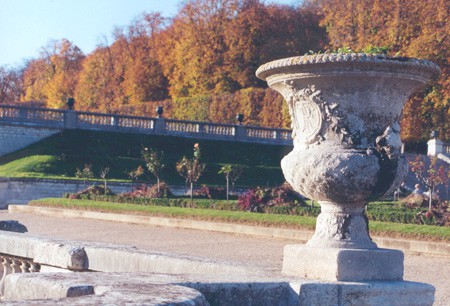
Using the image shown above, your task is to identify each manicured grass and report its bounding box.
[29,198,317,229]
[0,130,290,187]
[0,155,71,179]
[29,198,450,242]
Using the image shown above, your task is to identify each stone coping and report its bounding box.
[256,53,440,81]
[0,231,256,276]
[8,205,450,256]
[2,271,435,305]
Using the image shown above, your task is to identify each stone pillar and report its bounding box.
[154,118,166,134]
[64,110,78,129]
[427,138,444,156]
[235,125,246,141]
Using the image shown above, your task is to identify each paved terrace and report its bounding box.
[0,208,449,305]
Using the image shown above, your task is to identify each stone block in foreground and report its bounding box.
[2,272,435,306]
[282,244,404,281]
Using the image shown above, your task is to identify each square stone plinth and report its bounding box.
[282,244,404,281]
[290,280,435,306]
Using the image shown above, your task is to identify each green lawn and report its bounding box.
[0,130,290,187]
[29,198,450,242]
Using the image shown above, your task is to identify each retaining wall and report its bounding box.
[0,178,188,209]
[0,124,60,156]
[0,178,131,209]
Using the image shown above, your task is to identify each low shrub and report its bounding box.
[194,185,227,199]
[367,199,450,227]
[237,183,308,213]
[65,185,114,200]
[119,182,173,199]
[238,189,266,212]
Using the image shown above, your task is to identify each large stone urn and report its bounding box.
[256,53,440,285]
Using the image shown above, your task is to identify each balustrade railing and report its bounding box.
[165,119,200,133]
[0,105,293,146]
[77,112,116,127]
[119,116,154,130]
[204,123,235,136]
[0,254,40,294]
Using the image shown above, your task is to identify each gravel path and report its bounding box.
[1,210,449,305]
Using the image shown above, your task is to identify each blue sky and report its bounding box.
[0,0,301,67]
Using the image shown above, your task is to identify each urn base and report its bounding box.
[291,279,435,306]
[282,244,404,282]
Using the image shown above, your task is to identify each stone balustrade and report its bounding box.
[0,105,292,146]
[0,254,40,294]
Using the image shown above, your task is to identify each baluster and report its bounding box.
[0,256,12,292]
[20,259,30,273]
[29,262,40,273]
[2,256,12,277]
[11,259,21,273]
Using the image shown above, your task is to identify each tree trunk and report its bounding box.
[157,177,160,194]
[428,189,433,212]
[226,177,229,201]
[190,182,194,207]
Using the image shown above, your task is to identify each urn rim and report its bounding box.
[256,53,440,82]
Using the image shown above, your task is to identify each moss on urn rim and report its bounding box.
[256,53,440,81]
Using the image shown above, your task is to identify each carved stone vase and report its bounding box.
[256,53,440,282]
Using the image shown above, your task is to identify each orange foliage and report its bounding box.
[14,0,448,142]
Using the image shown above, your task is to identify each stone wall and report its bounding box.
[0,177,189,209]
[0,178,131,209]
[0,124,60,156]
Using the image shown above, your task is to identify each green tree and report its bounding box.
[218,164,245,200]
[99,167,110,195]
[75,164,94,189]
[127,165,144,191]
[176,143,206,203]
[142,148,165,193]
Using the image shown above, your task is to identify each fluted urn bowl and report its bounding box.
[257,53,440,249]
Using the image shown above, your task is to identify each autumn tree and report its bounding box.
[23,39,84,108]
[159,0,241,98]
[75,46,118,112]
[409,156,449,212]
[0,65,23,104]
[171,95,211,121]
[113,13,169,105]
[208,91,238,124]
[317,0,449,143]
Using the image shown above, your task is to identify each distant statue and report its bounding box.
[412,184,423,195]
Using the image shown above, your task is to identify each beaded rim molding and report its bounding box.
[256,53,441,81]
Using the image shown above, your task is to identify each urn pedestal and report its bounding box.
[257,53,440,305]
